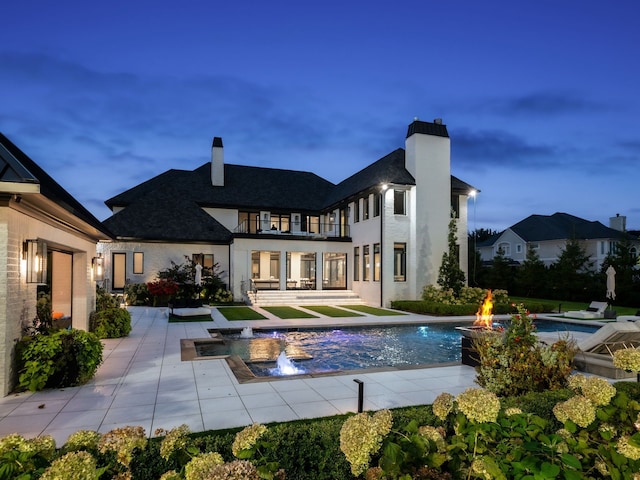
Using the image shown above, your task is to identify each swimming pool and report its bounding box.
[200,320,599,378]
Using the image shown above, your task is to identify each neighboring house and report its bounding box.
[477,212,639,270]
[0,133,112,395]
[99,119,477,307]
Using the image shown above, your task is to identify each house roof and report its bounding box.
[104,138,477,241]
[106,163,335,213]
[507,212,630,242]
[0,132,112,238]
[103,185,233,243]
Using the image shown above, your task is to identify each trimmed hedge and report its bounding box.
[390,300,556,316]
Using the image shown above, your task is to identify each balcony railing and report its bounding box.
[233,220,349,238]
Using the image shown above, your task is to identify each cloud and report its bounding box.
[451,128,557,169]
[484,90,607,117]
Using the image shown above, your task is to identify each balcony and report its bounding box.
[233,221,350,240]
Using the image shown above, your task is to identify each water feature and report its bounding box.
[219,319,598,378]
[272,351,305,375]
[240,327,254,338]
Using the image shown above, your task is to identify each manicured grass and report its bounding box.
[261,306,318,319]
[510,296,639,317]
[337,305,407,316]
[303,305,364,317]
[216,306,267,321]
[168,314,212,322]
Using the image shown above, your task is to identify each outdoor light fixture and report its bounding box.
[23,239,47,284]
[92,254,104,281]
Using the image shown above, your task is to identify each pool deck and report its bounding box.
[0,306,596,445]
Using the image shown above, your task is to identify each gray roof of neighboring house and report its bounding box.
[0,132,112,238]
[487,212,631,244]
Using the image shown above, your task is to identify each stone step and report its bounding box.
[245,290,366,306]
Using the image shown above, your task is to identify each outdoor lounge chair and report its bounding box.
[577,322,640,355]
[564,301,608,319]
[572,322,640,379]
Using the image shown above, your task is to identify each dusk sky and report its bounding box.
[2,1,638,232]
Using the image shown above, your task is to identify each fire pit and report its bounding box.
[457,291,497,367]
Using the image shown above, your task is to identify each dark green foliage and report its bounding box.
[124,283,150,306]
[611,381,640,401]
[262,417,352,480]
[96,286,119,311]
[601,236,640,306]
[515,246,548,298]
[549,238,599,301]
[129,440,173,480]
[91,308,132,339]
[17,329,103,391]
[437,214,466,296]
[390,300,521,316]
[501,388,574,425]
[486,247,515,292]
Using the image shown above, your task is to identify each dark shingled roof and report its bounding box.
[325,149,415,207]
[102,185,233,243]
[0,132,112,238]
[104,127,477,241]
[106,163,335,213]
[510,212,630,241]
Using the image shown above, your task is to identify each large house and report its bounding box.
[0,133,112,395]
[99,119,477,307]
[478,212,639,270]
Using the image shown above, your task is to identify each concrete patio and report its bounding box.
[0,306,479,445]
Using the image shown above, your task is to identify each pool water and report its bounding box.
[221,320,599,377]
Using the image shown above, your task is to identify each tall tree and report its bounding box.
[601,236,639,305]
[515,246,548,297]
[549,238,597,301]
[487,246,514,292]
[438,214,466,296]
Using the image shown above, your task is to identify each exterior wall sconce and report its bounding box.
[92,254,104,281]
[23,239,47,284]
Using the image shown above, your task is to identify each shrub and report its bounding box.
[473,304,578,397]
[96,286,119,311]
[17,329,103,391]
[124,283,150,306]
[91,308,132,339]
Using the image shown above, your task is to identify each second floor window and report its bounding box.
[363,196,370,220]
[394,190,406,215]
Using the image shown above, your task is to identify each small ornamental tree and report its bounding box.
[437,212,466,297]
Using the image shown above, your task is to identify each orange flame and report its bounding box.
[474,290,494,329]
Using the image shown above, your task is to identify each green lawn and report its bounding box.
[261,306,318,319]
[337,305,407,316]
[216,306,267,321]
[510,296,639,317]
[303,305,364,317]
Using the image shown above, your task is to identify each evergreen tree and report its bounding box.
[487,246,514,292]
[601,236,639,305]
[437,214,466,296]
[515,246,548,297]
[549,238,597,301]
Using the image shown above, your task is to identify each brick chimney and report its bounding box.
[211,137,224,186]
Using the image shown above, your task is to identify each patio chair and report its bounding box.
[564,301,608,319]
[577,322,640,355]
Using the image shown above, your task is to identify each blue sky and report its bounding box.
[1,1,638,231]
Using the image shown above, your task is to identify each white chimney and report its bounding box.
[211,137,224,186]
[610,213,626,232]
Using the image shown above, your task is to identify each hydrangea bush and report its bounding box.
[339,381,640,479]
